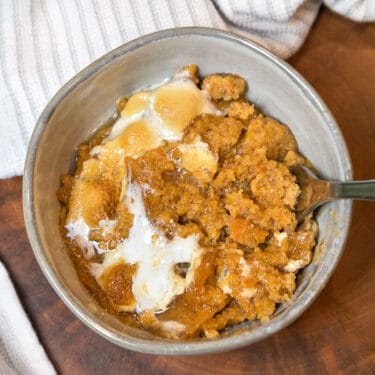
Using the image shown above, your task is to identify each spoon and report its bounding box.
[292,165,375,221]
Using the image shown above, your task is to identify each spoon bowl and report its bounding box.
[293,165,375,221]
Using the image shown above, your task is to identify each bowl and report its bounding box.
[23,27,352,354]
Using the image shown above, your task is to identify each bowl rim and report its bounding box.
[23,26,353,355]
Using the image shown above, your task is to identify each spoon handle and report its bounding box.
[331,180,375,200]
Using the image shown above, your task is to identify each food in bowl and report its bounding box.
[57,65,318,339]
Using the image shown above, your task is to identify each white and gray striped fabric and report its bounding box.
[0,0,374,179]
[0,1,374,374]
[0,263,56,375]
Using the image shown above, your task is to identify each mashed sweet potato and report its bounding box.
[58,65,318,339]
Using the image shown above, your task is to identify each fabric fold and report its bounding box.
[0,263,56,375]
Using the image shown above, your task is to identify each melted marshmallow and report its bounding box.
[92,182,202,312]
[66,70,221,311]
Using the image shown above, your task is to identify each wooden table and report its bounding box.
[1,7,374,374]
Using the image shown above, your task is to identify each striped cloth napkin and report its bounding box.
[0,1,374,374]
[0,264,56,375]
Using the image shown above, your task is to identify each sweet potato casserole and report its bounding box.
[58,65,318,339]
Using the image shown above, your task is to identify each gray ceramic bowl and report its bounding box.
[23,27,352,354]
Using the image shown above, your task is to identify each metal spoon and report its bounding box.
[292,165,375,221]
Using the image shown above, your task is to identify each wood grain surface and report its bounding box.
[0,7,374,375]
